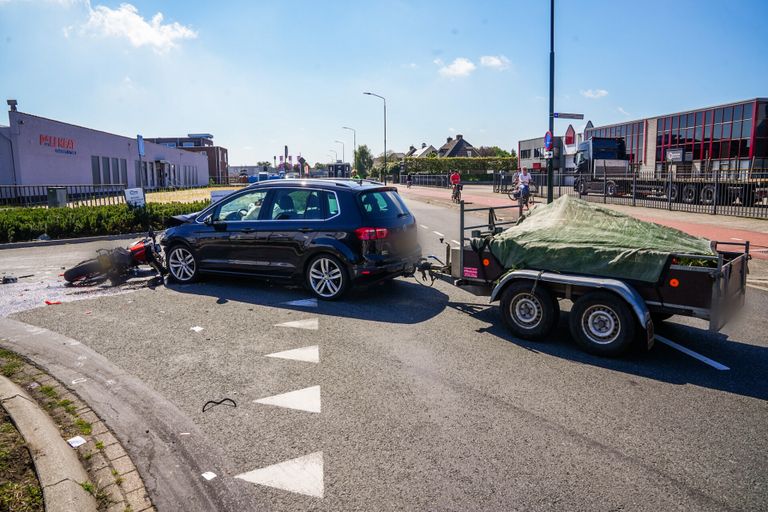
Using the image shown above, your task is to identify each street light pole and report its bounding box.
[342,126,356,167]
[334,140,345,164]
[364,92,386,184]
[547,0,555,204]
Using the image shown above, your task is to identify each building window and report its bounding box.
[102,157,111,184]
[120,159,128,185]
[135,161,142,187]
[91,156,101,185]
[111,158,120,184]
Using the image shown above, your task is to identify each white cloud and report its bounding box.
[580,89,608,99]
[480,55,510,70]
[438,57,476,78]
[617,106,630,116]
[80,3,197,53]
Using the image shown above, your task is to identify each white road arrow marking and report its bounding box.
[235,452,324,498]
[275,318,318,330]
[254,385,321,413]
[282,298,318,308]
[265,345,319,363]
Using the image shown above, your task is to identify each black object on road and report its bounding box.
[202,398,237,413]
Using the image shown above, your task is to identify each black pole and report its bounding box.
[383,99,387,185]
[547,0,555,204]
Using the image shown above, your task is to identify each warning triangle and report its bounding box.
[265,346,319,363]
[254,385,321,413]
[275,318,318,330]
[282,298,318,308]
[235,451,324,498]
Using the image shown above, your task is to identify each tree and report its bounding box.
[476,146,512,158]
[256,160,271,167]
[314,162,326,170]
[354,144,374,177]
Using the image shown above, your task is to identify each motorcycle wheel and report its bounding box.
[63,259,104,284]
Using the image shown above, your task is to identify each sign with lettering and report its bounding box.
[124,188,146,207]
[39,134,76,155]
[666,148,685,162]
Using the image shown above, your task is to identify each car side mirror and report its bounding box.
[202,215,214,225]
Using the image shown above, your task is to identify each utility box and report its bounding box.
[47,187,67,208]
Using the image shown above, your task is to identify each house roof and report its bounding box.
[437,135,479,157]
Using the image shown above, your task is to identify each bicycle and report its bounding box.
[451,183,462,203]
[507,183,536,211]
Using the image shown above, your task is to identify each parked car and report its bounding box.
[160,179,421,299]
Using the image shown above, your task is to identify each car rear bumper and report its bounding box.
[351,250,421,282]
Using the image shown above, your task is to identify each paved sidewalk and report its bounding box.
[399,184,768,260]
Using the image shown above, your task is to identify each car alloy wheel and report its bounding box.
[168,246,197,282]
[308,255,345,299]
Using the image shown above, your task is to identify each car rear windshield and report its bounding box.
[358,190,410,219]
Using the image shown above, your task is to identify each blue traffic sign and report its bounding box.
[544,131,553,151]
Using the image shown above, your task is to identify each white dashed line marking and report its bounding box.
[420,224,429,229]
[274,318,319,330]
[655,335,730,371]
[730,237,743,241]
[451,240,461,246]
[433,231,445,237]
[265,345,320,363]
[235,452,324,498]
[254,385,321,413]
[71,378,88,385]
[190,326,204,333]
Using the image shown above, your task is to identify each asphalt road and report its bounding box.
[2,197,767,511]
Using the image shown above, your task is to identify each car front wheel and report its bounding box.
[167,245,199,283]
[306,254,349,300]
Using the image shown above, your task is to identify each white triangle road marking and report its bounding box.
[254,385,321,413]
[274,318,318,330]
[235,451,324,498]
[265,345,319,364]
[190,326,204,333]
[282,298,318,308]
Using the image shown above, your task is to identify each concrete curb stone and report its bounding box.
[0,375,98,512]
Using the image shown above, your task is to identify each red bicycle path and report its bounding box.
[398,184,768,260]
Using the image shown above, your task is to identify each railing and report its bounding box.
[398,173,495,188]
[0,184,128,208]
[492,168,768,219]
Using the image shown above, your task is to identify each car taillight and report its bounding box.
[355,227,388,240]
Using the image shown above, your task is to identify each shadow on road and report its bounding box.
[166,275,449,324]
[449,301,768,402]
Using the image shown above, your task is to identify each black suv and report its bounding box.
[160,179,421,299]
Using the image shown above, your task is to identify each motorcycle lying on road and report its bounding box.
[63,230,166,286]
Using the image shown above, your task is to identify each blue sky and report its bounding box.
[1,0,766,165]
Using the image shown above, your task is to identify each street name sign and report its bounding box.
[553,113,584,120]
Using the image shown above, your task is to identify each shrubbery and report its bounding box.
[0,201,210,243]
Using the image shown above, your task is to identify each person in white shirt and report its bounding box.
[517,167,533,209]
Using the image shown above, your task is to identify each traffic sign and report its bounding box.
[553,113,584,120]
[544,131,553,151]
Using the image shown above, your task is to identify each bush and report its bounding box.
[404,157,517,174]
[0,201,210,243]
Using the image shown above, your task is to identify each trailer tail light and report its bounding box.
[355,227,388,240]
[669,278,680,288]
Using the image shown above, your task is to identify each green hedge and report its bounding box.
[0,201,210,243]
[404,157,517,174]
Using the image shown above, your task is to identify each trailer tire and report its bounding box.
[499,281,559,341]
[569,291,636,357]
[700,184,716,205]
[606,181,618,197]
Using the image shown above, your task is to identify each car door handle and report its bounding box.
[241,228,255,233]
[269,233,289,239]
[298,228,313,233]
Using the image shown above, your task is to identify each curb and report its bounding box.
[0,232,146,251]
[0,376,98,512]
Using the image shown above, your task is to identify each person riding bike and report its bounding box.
[512,167,532,211]
[406,173,413,188]
[449,171,462,203]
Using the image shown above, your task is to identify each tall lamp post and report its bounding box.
[363,92,386,184]
[547,0,555,204]
[334,140,345,164]
[342,126,356,168]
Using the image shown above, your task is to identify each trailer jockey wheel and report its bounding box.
[499,281,559,341]
[569,291,636,357]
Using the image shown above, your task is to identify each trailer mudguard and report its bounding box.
[490,270,652,328]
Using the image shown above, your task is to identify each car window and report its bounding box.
[214,190,268,222]
[269,189,328,220]
[358,190,409,219]
[326,192,339,217]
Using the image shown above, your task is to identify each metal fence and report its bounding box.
[397,173,495,188]
[0,184,128,208]
[493,168,768,219]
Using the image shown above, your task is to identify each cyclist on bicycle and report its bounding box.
[515,167,532,210]
[449,171,461,202]
[406,173,413,188]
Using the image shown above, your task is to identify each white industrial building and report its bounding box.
[0,102,208,189]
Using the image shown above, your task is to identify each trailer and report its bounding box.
[419,202,750,356]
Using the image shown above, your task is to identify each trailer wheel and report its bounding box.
[569,291,636,356]
[668,184,680,203]
[606,181,618,197]
[681,184,698,204]
[499,281,559,341]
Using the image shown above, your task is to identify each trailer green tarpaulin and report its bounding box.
[488,195,715,283]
